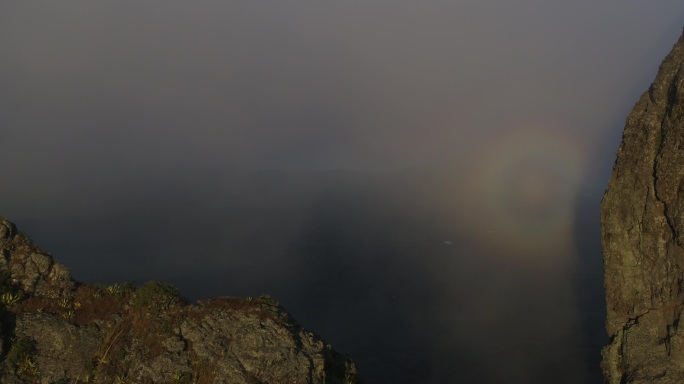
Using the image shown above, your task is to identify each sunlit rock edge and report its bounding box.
[602,28,684,384]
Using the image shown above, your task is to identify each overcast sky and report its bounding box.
[1,1,683,182]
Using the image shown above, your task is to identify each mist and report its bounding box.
[2,1,684,383]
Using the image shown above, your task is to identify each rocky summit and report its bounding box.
[0,218,360,383]
[602,29,684,383]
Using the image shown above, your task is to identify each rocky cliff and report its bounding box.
[0,218,360,383]
[602,30,684,383]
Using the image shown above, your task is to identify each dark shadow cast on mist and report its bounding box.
[4,166,610,384]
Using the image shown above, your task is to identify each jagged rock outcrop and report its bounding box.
[0,218,360,383]
[602,30,684,383]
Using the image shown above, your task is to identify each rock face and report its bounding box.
[602,30,684,383]
[0,217,360,383]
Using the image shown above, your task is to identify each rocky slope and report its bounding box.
[0,218,360,383]
[601,29,684,383]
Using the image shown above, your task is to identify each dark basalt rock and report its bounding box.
[0,217,360,383]
[602,29,684,383]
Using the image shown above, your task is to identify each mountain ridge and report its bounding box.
[601,28,684,383]
[0,217,360,383]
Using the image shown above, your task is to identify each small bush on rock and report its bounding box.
[133,280,185,310]
[6,336,37,373]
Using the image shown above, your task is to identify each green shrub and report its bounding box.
[256,294,279,307]
[0,269,22,306]
[105,282,136,298]
[6,336,37,370]
[133,281,184,309]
